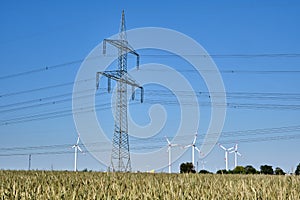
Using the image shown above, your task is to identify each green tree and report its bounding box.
[216,169,228,174]
[295,163,300,175]
[180,162,196,173]
[244,165,257,174]
[232,166,245,174]
[199,169,212,174]
[275,167,285,175]
[260,165,274,175]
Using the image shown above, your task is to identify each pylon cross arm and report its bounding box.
[97,71,142,89]
[104,39,139,57]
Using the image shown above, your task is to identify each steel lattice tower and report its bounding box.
[96,10,143,172]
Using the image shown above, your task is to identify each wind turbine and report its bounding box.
[165,136,180,174]
[219,144,234,171]
[184,134,200,167]
[196,151,206,171]
[200,160,207,170]
[72,136,83,172]
[230,144,242,168]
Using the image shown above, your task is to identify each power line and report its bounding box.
[1,89,299,114]
[140,69,300,74]
[0,57,95,80]
[1,53,300,81]
[0,68,299,100]
[0,78,95,98]
[0,124,299,156]
[1,125,299,152]
[1,80,299,112]
[142,53,300,58]
[1,125,299,153]
[0,81,74,98]
[0,90,108,114]
[1,95,299,126]
[1,99,299,126]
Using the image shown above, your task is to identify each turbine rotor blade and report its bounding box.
[76,137,80,145]
[184,144,192,149]
[219,144,226,151]
[192,134,197,145]
[165,136,171,145]
[77,146,83,152]
[228,147,234,151]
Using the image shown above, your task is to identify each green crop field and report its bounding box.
[0,170,300,199]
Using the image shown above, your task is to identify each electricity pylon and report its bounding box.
[96,10,143,172]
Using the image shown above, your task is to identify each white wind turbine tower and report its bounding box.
[165,136,180,173]
[230,144,242,168]
[184,134,200,167]
[219,144,234,171]
[72,136,83,172]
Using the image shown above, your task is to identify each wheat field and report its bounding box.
[0,170,300,199]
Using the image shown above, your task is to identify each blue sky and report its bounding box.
[0,1,300,172]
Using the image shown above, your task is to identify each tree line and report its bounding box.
[180,162,300,175]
